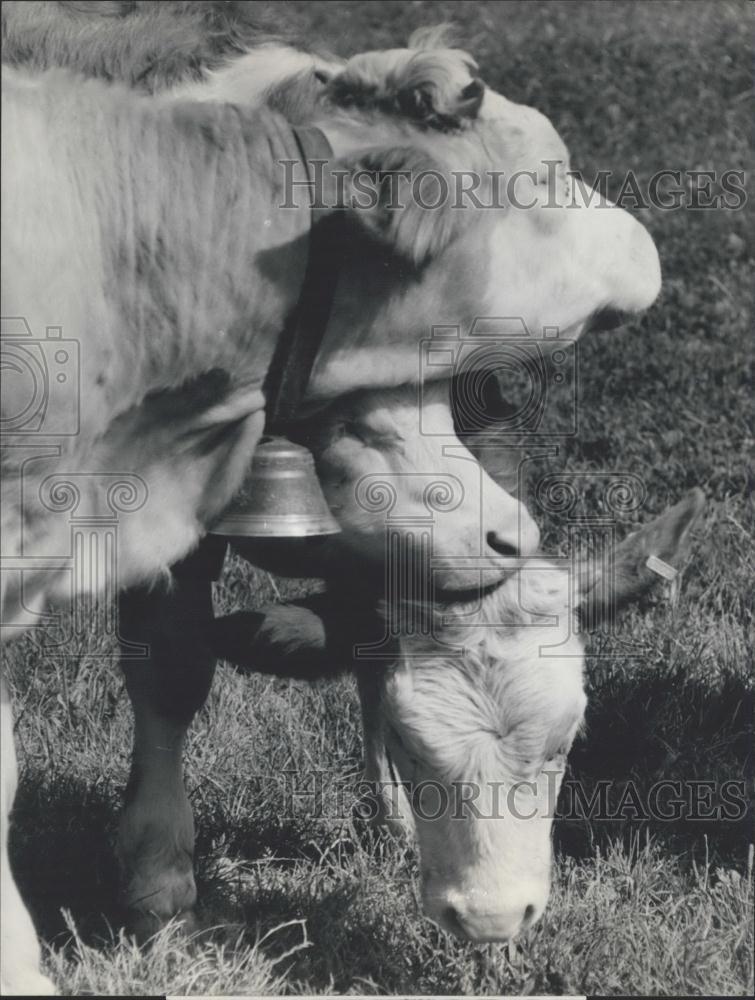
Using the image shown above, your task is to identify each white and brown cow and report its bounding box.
[218,483,705,944]
[115,379,539,941]
[1,28,661,619]
[1,2,661,613]
[2,7,662,992]
[117,373,704,947]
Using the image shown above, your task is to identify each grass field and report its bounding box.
[3,0,754,995]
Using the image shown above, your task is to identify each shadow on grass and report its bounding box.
[9,775,122,946]
[196,874,421,995]
[8,656,751,987]
[555,658,753,867]
[9,773,401,972]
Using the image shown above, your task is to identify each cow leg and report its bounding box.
[356,668,414,838]
[1,676,56,995]
[116,538,226,939]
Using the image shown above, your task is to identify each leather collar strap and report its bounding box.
[263,125,344,431]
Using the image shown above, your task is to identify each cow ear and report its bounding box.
[339,147,459,267]
[327,30,484,130]
[577,488,705,629]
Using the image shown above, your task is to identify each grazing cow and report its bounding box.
[216,489,705,943]
[1,10,661,992]
[116,380,539,940]
[115,370,704,946]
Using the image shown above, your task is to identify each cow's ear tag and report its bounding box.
[645,554,678,581]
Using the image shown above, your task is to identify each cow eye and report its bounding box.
[343,420,382,447]
[344,421,403,451]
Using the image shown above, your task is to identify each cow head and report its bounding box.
[297,31,661,398]
[234,381,539,593]
[377,489,704,942]
[307,381,539,593]
[221,490,704,940]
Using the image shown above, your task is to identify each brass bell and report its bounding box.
[212,156,346,541]
[209,434,340,538]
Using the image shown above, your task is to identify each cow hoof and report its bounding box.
[0,969,56,995]
[121,856,198,943]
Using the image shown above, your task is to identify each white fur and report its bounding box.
[312,382,540,591]
[170,44,341,105]
[380,560,587,942]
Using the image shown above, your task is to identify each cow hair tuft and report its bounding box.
[325,27,485,132]
[407,24,460,52]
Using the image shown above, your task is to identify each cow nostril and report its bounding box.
[522,903,536,929]
[487,531,518,558]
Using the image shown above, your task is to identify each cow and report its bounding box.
[214,487,706,944]
[115,379,540,941]
[1,11,662,993]
[114,371,705,947]
[1,35,661,617]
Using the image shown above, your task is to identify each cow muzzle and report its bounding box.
[424,882,548,943]
[428,503,540,598]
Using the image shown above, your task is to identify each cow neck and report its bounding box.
[263,125,345,432]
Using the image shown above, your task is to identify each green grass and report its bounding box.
[4,0,754,994]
